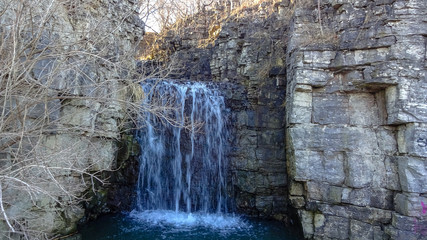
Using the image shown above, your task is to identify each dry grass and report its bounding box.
[138,0,283,60]
[138,0,336,58]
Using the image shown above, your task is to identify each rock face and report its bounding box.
[150,0,427,238]
[156,1,290,219]
[0,0,143,238]
[214,8,289,220]
[1,0,425,238]
[285,0,427,239]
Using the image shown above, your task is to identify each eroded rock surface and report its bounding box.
[286,0,427,239]
[150,0,427,238]
[0,0,143,238]
[156,1,289,219]
[1,0,426,239]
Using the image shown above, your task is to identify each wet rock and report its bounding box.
[136,0,427,238]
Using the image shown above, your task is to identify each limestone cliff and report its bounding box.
[151,1,290,219]
[0,0,143,238]
[286,0,427,239]
[145,0,427,239]
[1,0,425,238]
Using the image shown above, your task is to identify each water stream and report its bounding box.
[135,80,230,214]
[79,80,302,239]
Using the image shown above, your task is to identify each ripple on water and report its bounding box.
[79,212,303,240]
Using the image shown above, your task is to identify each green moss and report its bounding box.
[117,134,140,166]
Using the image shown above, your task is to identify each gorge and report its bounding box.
[0,0,426,239]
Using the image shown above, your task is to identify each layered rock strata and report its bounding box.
[148,0,427,238]
[156,2,290,219]
[0,0,143,238]
[2,0,426,239]
[286,0,427,239]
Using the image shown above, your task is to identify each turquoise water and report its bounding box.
[78,81,303,240]
[79,211,303,240]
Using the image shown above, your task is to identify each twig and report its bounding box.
[0,182,15,232]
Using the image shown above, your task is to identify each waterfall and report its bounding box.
[134,80,230,215]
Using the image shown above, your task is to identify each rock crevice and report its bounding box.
[286,0,427,239]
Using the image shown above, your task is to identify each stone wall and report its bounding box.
[0,0,143,238]
[286,0,427,239]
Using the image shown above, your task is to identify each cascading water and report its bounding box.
[131,80,235,228]
[79,80,304,239]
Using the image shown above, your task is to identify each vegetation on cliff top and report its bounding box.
[139,0,332,62]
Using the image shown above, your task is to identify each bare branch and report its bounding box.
[0,183,15,233]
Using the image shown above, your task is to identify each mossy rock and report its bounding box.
[117,134,140,165]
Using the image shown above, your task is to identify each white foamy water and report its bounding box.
[128,210,249,230]
[131,81,248,235]
[136,80,230,214]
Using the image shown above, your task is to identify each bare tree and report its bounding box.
[1,0,289,238]
[0,0,185,238]
[139,0,244,33]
